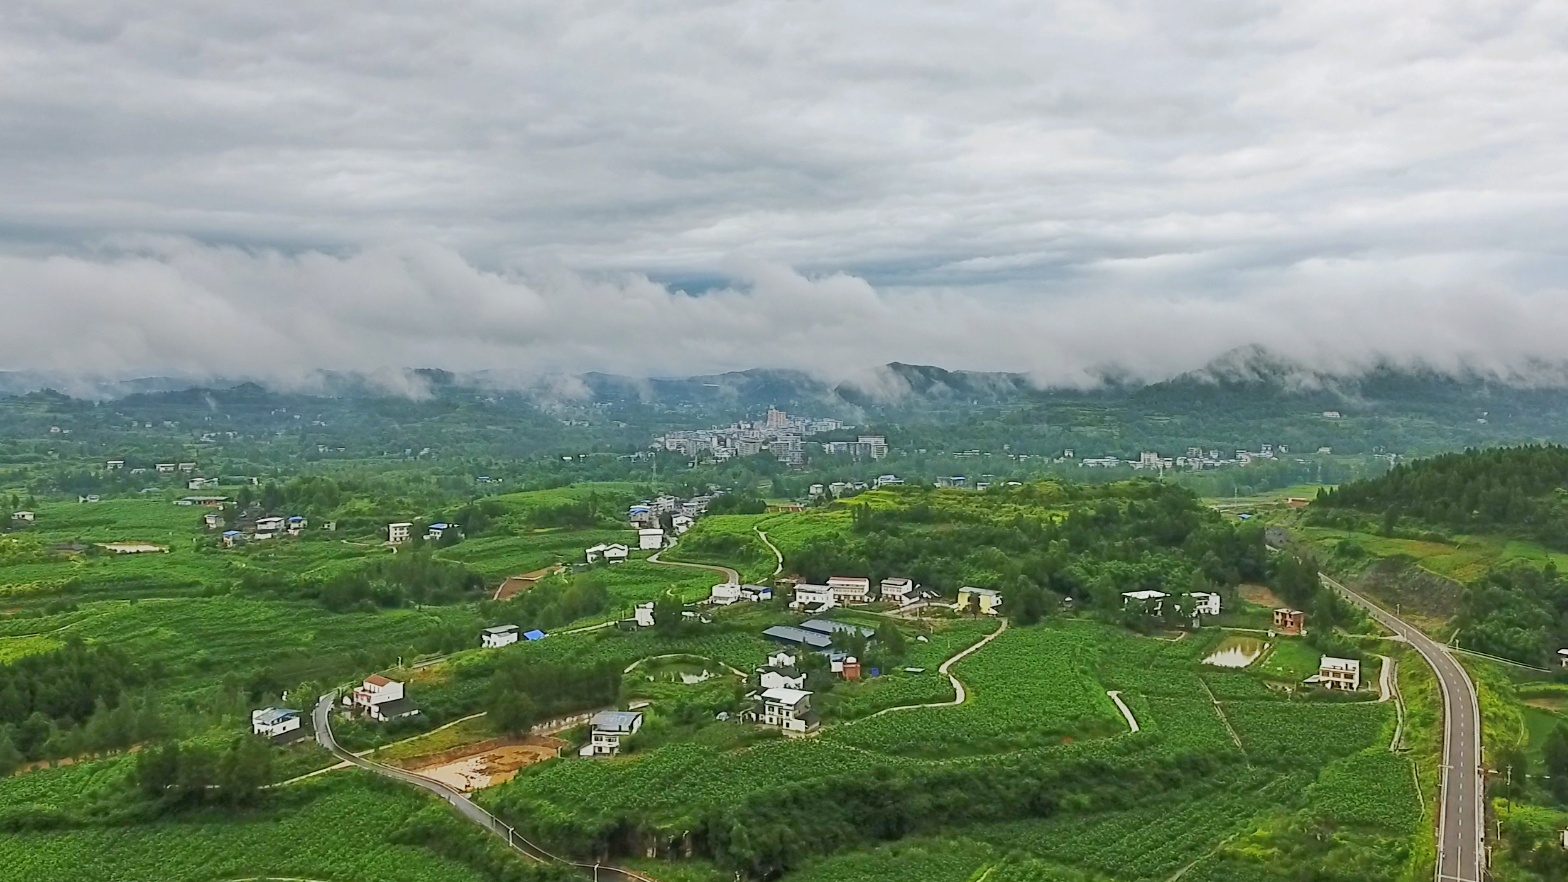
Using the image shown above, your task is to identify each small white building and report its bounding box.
[287,515,306,535]
[959,586,1004,615]
[203,512,222,530]
[251,707,302,739]
[221,530,244,548]
[633,602,656,629]
[1315,656,1362,691]
[255,516,286,534]
[747,687,819,733]
[767,650,797,668]
[387,522,412,544]
[587,543,629,564]
[1187,592,1222,617]
[790,583,835,611]
[482,624,520,649]
[10,511,34,523]
[740,584,773,602]
[828,576,872,604]
[188,477,219,490]
[638,528,665,550]
[759,668,806,690]
[156,463,177,474]
[672,514,694,535]
[581,710,643,756]
[880,577,917,605]
[1558,648,1568,669]
[1121,589,1169,614]
[351,675,419,721]
[426,522,452,541]
[709,582,743,605]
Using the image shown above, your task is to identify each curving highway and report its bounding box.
[1321,574,1482,882]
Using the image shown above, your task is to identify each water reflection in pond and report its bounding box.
[643,659,717,684]
[1203,636,1268,668]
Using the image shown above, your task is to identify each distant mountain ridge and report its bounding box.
[6,348,1568,412]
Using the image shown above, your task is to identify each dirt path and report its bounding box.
[854,619,1008,719]
[623,653,748,678]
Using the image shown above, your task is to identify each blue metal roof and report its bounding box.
[523,629,547,640]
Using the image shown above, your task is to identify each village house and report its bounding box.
[251,707,303,741]
[746,687,820,733]
[632,602,655,629]
[790,583,834,611]
[879,577,916,605]
[287,515,306,535]
[827,576,872,605]
[638,528,665,550]
[255,516,286,535]
[1558,648,1568,669]
[203,512,222,530]
[581,710,643,756]
[106,460,124,470]
[79,494,100,503]
[387,522,412,544]
[758,650,806,690]
[178,462,197,473]
[481,624,519,649]
[763,625,835,651]
[1121,589,1169,614]
[959,586,1004,615]
[156,463,177,474]
[842,657,862,681]
[740,584,773,602]
[1312,656,1362,691]
[709,582,743,605]
[1188,592,1222,617]
[426,522,453,541]
[222,530,245,548]
[177,496,229,507]
[11,511,34,523]
[586,543,629,564]
[672,514,694,535]
[188,477,219,490]
[1273,609,1306,635]
[350,675,420,722]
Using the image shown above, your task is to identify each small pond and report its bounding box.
[1202,635,1268,669]
[642,658,719,685]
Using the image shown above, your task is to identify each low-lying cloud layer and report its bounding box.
[4,1,1568,385]
[6,240,1568,389]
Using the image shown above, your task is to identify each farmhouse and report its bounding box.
[1559,648,1568,669]
[106,460,124,470]
[222,530,245,548]
[709,582,742,605]
[790,583,834,611]
[80,495,100,503]
[1273,609,1306,635]
[740,584,773,602]
[1188,592,1222,617]
[632,602,656,629]
[1311,656,1362,691]
[580,710,644,757]
[287,515,306,535]
[387,522,412,544]
[672,514,694,534]
[351,675,420,722]
[959,586,1004,615]
[482,624,519,648]
[156,463,177,474]
[638,528,665,550]
[880,577,916,605]
[586,543,629,564]
[204,512,222,530]
[828,576,871,604]
[426,522,454,541]
[188,477,219,490]
[11,511,34,523]
[759,667,806,690]
[842,657,862,681]
[255,516,286,534]
[799,619,874,640]
[746,687,820,733]
[251,707,304,742]
[178,496,229,507]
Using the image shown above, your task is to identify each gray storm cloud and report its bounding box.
[4,240,1568,388]
[2,1,1568,385]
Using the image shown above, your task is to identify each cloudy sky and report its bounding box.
[3,0,1568,386]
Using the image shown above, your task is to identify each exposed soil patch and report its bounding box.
[494,566,560,601]
[1238,583,1284,608]
[406,735,567,792]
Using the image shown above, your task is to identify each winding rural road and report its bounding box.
[857,619,1009,719]
[647,543,739,584]
[754,525,784,576]
[1320,574,1482,882]
[312,695,657,882]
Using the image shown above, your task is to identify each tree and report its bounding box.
[1542,723,1568,802]
[0,727,22,776]
[489,688,539,736]
[216,736,272,806]
[1010,582,1048,626]
[873,623,906,660]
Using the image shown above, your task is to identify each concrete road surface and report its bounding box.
[1321,575,1482,882]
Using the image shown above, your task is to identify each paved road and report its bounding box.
[313,695,657,882]
[855,619,1008,720]
[647,543,739,584]
[754,525,784,576]
[1321,574,1482,882]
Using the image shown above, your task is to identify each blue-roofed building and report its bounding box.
[523,629,547,641]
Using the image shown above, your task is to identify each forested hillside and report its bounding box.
[1316,445,1568,550]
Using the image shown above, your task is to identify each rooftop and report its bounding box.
[758,687,812,705]
[762,625,833,649]
[590,710,644,733]
[483,624,519,634]
[799,619,874,638]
